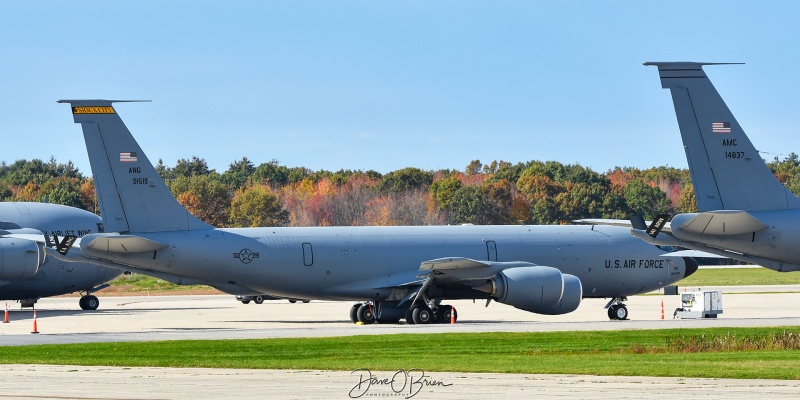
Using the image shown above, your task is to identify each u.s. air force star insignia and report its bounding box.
[233,248,260,264]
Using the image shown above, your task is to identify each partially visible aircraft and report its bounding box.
[0,202,122,309]
[235,294,309,304]
[51,99,698,323]
[624,62,800,272]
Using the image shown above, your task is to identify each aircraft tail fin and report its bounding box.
[58,100,211,233]
[644,62,800,211]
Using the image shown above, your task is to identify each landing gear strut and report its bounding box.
[605,297,628,320]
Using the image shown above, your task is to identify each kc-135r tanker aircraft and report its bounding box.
[49,100,697,323]
[624,62,800,273]
[0,202,121,309]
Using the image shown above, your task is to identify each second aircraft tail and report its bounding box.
[645,62,800,212]
[59,100,211,233]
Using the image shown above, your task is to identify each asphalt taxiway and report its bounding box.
[2,287,800,346]
[2,288,800,399]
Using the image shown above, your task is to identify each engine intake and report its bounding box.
[0,238,41,280]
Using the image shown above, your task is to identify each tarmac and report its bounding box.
[1,287,800,399]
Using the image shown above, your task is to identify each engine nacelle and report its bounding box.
[491,266,565,313]
[0,238,41,280]
[521,273,582,315]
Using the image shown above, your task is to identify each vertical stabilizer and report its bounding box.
[58,100,211,233]
[644,62,800,211]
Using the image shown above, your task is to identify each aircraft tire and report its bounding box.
[79,296,87,310]
[240,300,251,304]
[82,295,99,311]
[607,305,618,320]
[357,303,376,324]
[254,296,264,304]
[404,307,415,325]
[412,306,433,324]
[614,305,628,320]
[439,305,457,324]
[349,303,361,323]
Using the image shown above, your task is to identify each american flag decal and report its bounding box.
[120,152,138,162]
[712,122,731,134]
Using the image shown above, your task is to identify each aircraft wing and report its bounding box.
[672,210,768,236]
[418,257,537,281]
[0,228,51,242]
[0,228,85,257]
[352,257,535,292]
[420,257,497,271]
[661,249,728,258]
[0,232,50,243]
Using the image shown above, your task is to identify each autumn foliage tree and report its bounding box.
[229,184,289,227]
[10,151,783,228]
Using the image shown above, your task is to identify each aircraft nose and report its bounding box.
[682,257,699,278]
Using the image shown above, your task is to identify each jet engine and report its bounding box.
[476,266,582,315]
[0,238,42,280]
[522,273,582,315]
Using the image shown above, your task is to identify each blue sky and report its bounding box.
[1,1,799,176]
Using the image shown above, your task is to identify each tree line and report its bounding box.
[3,153,799,228]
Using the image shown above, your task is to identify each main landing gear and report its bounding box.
[605,297,628,320]
[404,303,457,325]
[350,302,457,325]
[79,295,99,311]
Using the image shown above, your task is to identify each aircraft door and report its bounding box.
[302,243,313,266]
[486,241,497,261]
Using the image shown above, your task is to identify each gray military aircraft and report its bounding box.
[0,201,121,309]
[626,62,800,272]
[51,100,697,323]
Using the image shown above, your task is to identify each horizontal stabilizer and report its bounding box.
[673,210,768,236]
[81,233,169,253]
[574,218,672,233]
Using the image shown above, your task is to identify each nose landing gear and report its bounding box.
[605,297,628,320]
[79,295,99,311]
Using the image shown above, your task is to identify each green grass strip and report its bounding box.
[680,268,800,287]
[3,327,800,379]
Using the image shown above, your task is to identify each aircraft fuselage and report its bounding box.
[81,224,690,301]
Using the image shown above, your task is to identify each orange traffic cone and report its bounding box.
[31,310,39,334]
[660,300,664,320]
[3,302,8,323]
[450,306,455,324]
